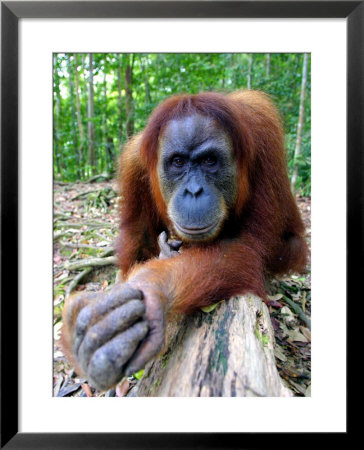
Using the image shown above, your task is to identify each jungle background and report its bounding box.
[53,53,311,397]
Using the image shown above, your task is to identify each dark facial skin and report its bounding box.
[158,114,238,242]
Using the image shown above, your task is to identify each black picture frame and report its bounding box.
[1,1,359,448]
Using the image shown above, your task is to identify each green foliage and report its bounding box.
[53,53,311,193]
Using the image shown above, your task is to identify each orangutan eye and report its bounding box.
[172,156,185,167]
[203,155,217,166]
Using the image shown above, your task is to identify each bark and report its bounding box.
[140,55,152,104]
[130,295,292,397]
[81,54,88,109]
[102,67,110,172]
[247,54,253,90]
[53,55,63,175]
[124,54,134,138]
[87,53,96,175]
[66,54,81,177]
[117,55,123,146]
[73,53,86,174]
[291,53,309,192]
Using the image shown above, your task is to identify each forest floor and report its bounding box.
[53,180,311,398]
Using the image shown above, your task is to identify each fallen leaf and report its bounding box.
[81,383,93,397]
[288,379,306,395]
[281,306,297,327]
[53,294,64,307]
[286,327,308,343]
[274,345,287,362]
[268,300,283,308]
[75,285,86,291]
[270,316,280,331]
[57,382,82,397]
[54,271,69,281]
[116,379,131,397]
[105,388,116,397]
[53,375,64,397]
[268,293,283,301]
[53,254,62,264]
[54,350,64,359]
[53,321,63,340]
[97,241,110,247]
[299,326,311,341]
[305,384,311,397]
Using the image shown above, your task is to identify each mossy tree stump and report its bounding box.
[129,295,292,397]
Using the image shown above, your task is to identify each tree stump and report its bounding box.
[129,295,292,397]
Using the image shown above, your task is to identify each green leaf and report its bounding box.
[133,369,144,380]
[200,301,222,313]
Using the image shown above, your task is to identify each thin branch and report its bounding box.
[54,202,70,214]
[54,230,78,240]
[59,241,113,252]
[64,255,117,271]
[70,190,101,201]
[54,212,73,220]
[54,222,113,229]
[66,267,92,297]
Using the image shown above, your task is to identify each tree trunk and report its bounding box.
[266,53,271,77]
[66,54,81,177]
[117,55,123,146]
[141,55,152,105]
[102,66,108,172]
[53,55,63,177]
[87,53,96,176]
[247,54,253,90]
[124,54,134,138]
[74,53,85,177]
[130,295,292,397]
[291,53,309,192]
[81,54,88,110]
